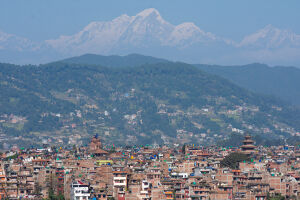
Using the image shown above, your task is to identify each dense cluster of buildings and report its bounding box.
[0,135,300,200]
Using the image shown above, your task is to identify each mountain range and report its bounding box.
[0,54,299,149]
[62,54,300,107]
[1,8,300,66]
[196,63,300,106]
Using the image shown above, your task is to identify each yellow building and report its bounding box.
[96,160,113,166]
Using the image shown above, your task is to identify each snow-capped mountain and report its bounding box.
[46,8,221,55]
[116,8,174,47]
[239,24,300,48]
[1,8,300,65]
[166,22,218,48]
[0,30,38,51]
[45,14,133,55]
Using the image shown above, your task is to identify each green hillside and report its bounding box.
[0,61,299,148]
[196,63,300,106]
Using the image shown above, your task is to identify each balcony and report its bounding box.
[114,182,126,186]
[114,176,126,180]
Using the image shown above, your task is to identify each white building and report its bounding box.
[70,181,90,200]
[113,171,128,199]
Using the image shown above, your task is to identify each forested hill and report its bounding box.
[196,64,300,106]
[62,54,300,107]
[0,61,299,148]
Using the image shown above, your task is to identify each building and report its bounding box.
[89,135,108,157]
[241,135,257,155]
[70,181,90,200]
[89,135,102,153]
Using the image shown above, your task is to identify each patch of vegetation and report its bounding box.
[0,60,300,145]
[266,193,285,200]
[220,152,251,169]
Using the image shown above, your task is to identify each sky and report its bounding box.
[1,0,300,42]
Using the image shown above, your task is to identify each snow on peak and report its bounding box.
[0,30,39,51]
[174,22,216,38]
[134,8,167,25]
[164,22,217,47]
[113,14,133,23]
[239,25,300,48]
[136,8,160,18]
[176,22,200,31]
[171,22,203,40]
[46,8,224,54]
[257,24,282,37]
[262,24,276,31]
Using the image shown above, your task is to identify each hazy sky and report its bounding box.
[1,0,300,41]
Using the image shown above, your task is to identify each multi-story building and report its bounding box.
[70,181,90,200]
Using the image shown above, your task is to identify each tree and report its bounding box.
[266,193,285,200]
[46,171,65,200]
[220,152,250,169]
[182,144,186,154]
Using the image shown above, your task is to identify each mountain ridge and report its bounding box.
[196,63,300,106]
[1,8,300,65]
[60,53,170,67]
[59,53,300,107]
[0,58,299,148]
